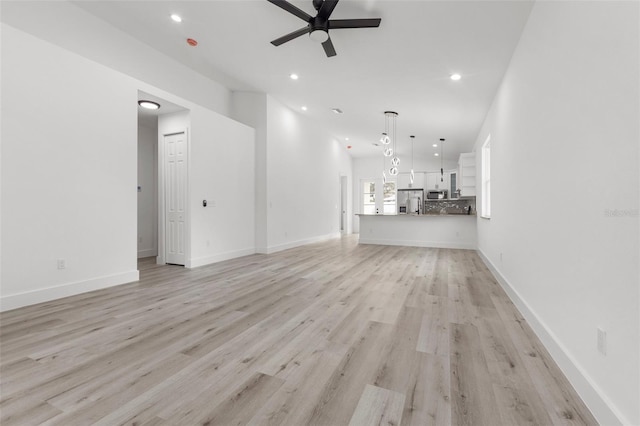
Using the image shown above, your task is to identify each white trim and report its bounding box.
[0,270,140,312]
[257,232,341,254]
[137,249,158,258]
[186,247,256,268]
[477,249,628,426]
[359,238,476,250]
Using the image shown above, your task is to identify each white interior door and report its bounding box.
[164,132,186,265]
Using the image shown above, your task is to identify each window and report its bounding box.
[383,181,396,214]
[481,135,491,218]
[363,181,376,214]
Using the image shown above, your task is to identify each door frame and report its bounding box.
[157,128,190,266]
[339,175,348,235]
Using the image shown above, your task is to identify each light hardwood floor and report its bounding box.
[0,237,597,425]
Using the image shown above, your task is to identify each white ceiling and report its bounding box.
[75,0,534,161]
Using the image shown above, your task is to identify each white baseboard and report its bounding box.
[137,248,158,258]
[259,232,341,254]
[477,249,628,426]
[0,270,140,312]
[187,247,256,268]
[359,237,476,250]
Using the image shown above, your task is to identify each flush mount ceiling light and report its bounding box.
[138,100,160,110]
[450,73,462,81]
[301,106,307,111]
[290,73,299,80]
[434,153,439,157]
[345,137,349,141]
[170,14,182,23]
[309,29,329,43]
[432,143,438,147]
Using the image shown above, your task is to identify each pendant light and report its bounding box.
[409,135,415,184]
[440,138,445,182]
[382,151,387,184]
[383,111,399,176]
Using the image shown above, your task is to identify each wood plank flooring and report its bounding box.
[0,237,598,425]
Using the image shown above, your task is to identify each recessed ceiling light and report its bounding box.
[290,73,299,80]
[345,137,349,141]
[450,73,462,81]
[332,108,343,114]
[171,14,182,23]
[138,100,160,110]
[301,106,307,111]
[434,153,439,156]
[433,144,438,147]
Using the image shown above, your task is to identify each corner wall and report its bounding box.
[265,96,353,252]
[473,2,639,424]
[231,93,354,253]
[1,23,256,310]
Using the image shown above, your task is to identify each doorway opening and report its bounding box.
[137,91,189,267]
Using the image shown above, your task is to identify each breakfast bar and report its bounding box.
[357,213,477,249]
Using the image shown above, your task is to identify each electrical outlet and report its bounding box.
[597,328,607,355]
[57,259,66,270]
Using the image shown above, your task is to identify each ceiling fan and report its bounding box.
[267,0,381,57]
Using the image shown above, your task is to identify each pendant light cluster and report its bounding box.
[380,111,399,181]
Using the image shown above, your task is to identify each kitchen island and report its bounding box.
[357,213,477,249]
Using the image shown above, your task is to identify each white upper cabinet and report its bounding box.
[426,171,449,191]
[397,172,425,189]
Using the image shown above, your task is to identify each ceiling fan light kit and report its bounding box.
[266,0,381,57]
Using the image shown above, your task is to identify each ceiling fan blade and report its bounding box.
[266,0,312,22]
[322,37,337,57]
[329,18,381,29]
[318,0,339,20]
[271,26,310,46]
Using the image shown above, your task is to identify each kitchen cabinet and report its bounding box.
[426,171,448,191]
[458,153,476,197]
[397,172,425,189]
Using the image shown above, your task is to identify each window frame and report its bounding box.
[481,135,491,219]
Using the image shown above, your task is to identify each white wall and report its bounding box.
[231,93,353,253]
[265,96,353,252]
[0,1,232,117]
[1,23,256,310]
[1,23,139,310]
[231,92,268,252]
[137,116,158,258]
[187,108,255,267]
[473,2,639,424]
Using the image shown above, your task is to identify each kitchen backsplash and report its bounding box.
[424,197,476,214]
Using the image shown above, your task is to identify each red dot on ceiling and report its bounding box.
[347,145,352,149]
[187,38,198,47]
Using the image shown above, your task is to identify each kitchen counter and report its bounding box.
[357,213,476,249]
[357,213,476,217]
